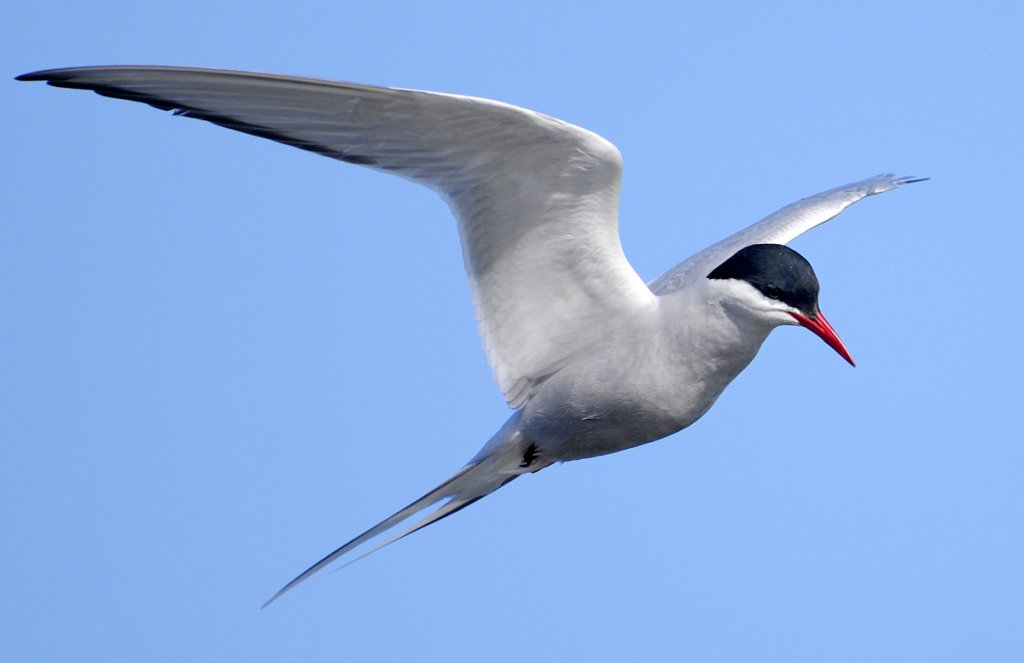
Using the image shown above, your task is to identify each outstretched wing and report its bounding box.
[19,66,657,408]
[648,174,927,295]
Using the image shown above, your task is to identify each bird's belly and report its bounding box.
[519,351,749,462]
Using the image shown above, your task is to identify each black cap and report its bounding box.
[707,244,820,316]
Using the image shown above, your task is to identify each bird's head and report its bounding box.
[707,244,854,366]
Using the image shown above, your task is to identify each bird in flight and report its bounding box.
[18,66,925,605]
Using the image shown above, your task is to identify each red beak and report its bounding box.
[789,310,855,367]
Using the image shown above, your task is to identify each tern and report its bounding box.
[18,66,925,605]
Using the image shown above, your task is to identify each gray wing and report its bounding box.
[19,66,658,409]
[648,174,927,295]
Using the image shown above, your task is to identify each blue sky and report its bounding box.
[4,2,1022,661]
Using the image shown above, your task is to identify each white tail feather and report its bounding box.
[263,416,533,607]
[323,494,490,577]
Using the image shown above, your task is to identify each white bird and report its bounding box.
[18,66,925,605]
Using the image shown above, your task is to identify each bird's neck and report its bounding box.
[657,283,775,393]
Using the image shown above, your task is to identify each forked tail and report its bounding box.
[263,416,532,606]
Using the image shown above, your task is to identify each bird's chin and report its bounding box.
[789,311,855,366]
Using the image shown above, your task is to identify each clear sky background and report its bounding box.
[4,2,1022,661]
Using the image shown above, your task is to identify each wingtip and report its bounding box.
[15,69,81,86]
[15,66,82,82]
[864,173,929,196]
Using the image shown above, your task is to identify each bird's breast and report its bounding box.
[519,294,771,461]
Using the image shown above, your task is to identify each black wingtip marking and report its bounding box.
[22,76,192,112]
[15,70,63,82]
[340,154,377,165]
[17,73,380,165]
